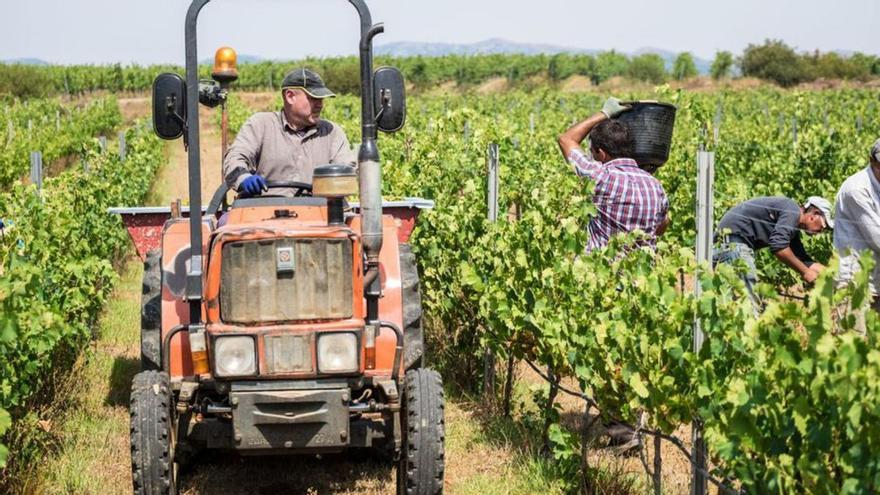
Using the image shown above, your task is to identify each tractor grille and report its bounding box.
[220,238,353,323]
[264,334,313,374]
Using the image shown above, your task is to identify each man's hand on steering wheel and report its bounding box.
[240,174,268,196]
[237,178,313,198]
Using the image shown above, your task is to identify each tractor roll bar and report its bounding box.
[184,0,210,322]
[182,0,384,326]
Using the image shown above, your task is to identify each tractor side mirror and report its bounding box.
[152,73,187,140]
[373,67,406,133]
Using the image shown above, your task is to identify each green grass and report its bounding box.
[25,257,143,495]
[444,393,568,495]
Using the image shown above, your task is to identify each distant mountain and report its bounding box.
[200,54,264,65]
[3,58,50,65]
[831,49,856,57]
[376,38,599,57]
[376,39,713,74]
[237,54,264,64]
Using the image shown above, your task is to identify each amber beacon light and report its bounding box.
[212,46,239,85]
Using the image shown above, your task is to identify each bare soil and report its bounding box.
[238,92,278,110]
[476,77,509,95]
[118,96,151,125]
[156,105,224,206]
[116,96,223,207]
[176,398,509,495]
[560,75,593,93]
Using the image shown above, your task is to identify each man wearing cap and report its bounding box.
[833,138,880,313]
[222,68,356,197]
[713,196,833,309]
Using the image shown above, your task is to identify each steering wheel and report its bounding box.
[249,180,313,198]
[206,180,313,216]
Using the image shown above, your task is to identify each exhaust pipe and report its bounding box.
[348,1,384,321]
[357,21,384,267]
[359,142,382,265]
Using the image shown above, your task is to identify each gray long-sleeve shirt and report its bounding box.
[716,196,814,265]
[222,111,356,196]
[834,166,880,293]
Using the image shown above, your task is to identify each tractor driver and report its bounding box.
[222,68,357,197]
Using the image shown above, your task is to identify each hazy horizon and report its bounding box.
[1,0,876,65]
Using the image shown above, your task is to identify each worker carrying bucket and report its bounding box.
[556,96,673,253]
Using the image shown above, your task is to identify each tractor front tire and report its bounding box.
[398,368,445,495]
[130,370,177,495]
[399,243,424,369]
[141,250,162,371]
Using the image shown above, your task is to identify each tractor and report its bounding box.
[118,1,445,493]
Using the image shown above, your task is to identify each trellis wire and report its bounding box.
[522,358,742,495]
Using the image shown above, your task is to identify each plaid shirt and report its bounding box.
[569,148,669,251]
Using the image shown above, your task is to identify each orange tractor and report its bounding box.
[114,1,445,493]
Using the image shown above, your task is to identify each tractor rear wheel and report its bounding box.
[399,243,423,369]
[130,370,177,495]
[141,249,162,371]
[397,368,445,495]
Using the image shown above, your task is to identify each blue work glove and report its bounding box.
[240,174,268,196]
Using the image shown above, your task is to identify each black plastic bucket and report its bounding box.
[613,101,677,168]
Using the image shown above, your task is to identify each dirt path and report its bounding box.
[148,103,224,206]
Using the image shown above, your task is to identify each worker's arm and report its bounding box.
[789,235,817,267]
[223,116,263,191]
[773,247,819,283]
[557,112,607,161]
[557,97,630,167]
[657,215,670,236]
[767,206,817,281]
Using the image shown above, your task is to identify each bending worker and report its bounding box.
[714,196,833,307]
[222,68,356,197]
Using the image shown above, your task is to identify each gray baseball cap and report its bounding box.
[871,137,880,163]
[804,196,834,229]
[281,68,335,98]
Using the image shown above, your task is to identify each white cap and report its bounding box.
[804,196,834,229]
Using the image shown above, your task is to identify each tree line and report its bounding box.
[0,40,877,98]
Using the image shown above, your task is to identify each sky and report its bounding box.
[1,0,877,65]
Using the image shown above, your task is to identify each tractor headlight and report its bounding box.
[317,332,359,373]
[214,336,257,377]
